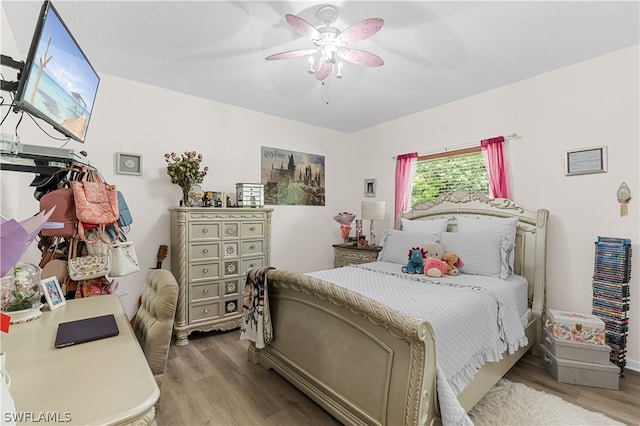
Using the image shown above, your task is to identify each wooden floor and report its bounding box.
[157,330,640,426]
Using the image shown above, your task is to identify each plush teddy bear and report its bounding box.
[402,247,426,274]
[442,252,464,276]
[422,241,448,278]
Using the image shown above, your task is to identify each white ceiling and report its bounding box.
[3,1,639,133]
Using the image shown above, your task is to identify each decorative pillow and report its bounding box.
[439,232,504,278]
[400,218,448,234]
[455,216,518,277]
[378,229,440,265]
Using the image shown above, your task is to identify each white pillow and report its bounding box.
[378,229,440,265]
[400,218,448,234]
[455,216,518,277]
[439,232,504,278]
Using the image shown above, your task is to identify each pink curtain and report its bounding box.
[481,136,509,198]
[394,152,418,227]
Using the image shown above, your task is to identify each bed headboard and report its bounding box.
[399,190,549,326]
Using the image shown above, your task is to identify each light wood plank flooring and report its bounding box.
[157,330,640,426]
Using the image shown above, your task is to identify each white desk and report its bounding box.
[1,295,159,425]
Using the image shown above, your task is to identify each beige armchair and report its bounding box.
[133,269,179,377]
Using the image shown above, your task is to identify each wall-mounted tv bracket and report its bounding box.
[0,54,24,93]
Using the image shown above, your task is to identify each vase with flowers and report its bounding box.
[333,211,356,244]
[165,151,209,206]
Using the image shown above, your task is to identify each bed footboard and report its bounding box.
[248,270,439,426]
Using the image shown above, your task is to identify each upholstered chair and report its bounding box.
[133,269,179,379]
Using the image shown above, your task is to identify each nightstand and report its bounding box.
[332,244,381,268]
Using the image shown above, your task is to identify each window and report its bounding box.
[410,147,489,207]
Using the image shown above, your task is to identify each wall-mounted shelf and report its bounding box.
[1,140,90,175]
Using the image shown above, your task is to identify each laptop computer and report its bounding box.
[54,314,119,348]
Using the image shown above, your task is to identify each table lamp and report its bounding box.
[361,200,386,246]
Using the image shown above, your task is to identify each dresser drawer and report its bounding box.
[224,298,240,315]
[222,222,239,239]
[189,282,219,303]
[189,242,219,261]
[222,260,239,277]
[241,257,264,275]
[223,279,241,296]
[242,239,264,256]
[223,242,239,258]
[189,262,220,281]
[189,222,220,241]
[189,302,219,322]
[241,222,264,238]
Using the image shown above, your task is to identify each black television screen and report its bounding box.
[14,1,99,143]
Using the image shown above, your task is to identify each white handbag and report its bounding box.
[109,241,140,277]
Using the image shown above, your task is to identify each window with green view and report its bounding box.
[411,149,489,207]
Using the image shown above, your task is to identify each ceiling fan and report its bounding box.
[266,5,384,81]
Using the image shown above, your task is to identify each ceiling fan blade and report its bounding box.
[285,14,321,41]
[315,61,332,81]
[337,18,384,45]
[265,48,318,61]
[337,48,384,67]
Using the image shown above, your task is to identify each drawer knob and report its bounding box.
[202,248,209,254]
[249,263,256,268]
[203,308,209,314]
[202,268,208,273]
[250,245,256,249]
[249,226,256,231]
[202,228,209,233]
[202,289,209,294]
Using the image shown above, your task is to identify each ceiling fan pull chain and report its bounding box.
[323,79,331,105]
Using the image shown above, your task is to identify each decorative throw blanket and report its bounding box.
[240,266,274,349]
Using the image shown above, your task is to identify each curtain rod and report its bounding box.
[392,133,521,159]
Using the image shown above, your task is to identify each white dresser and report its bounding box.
[170,207,272,346]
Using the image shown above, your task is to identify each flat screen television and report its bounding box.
[14,0,99,143]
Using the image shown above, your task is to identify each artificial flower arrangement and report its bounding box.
[164,151,209,205]
[333,211,356,242]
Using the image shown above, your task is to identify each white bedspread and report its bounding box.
[306,261,528,425]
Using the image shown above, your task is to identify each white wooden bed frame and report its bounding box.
[248,190,549,425]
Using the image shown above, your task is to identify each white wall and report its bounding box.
[357,45,639,370]
[2,6,638,369]
[1,6,364,319]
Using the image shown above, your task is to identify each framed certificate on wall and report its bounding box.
[564,146,607,176]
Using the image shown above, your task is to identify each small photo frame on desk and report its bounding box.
[41,276,66,310]
[564,146,607,176]
[115,152,142,176]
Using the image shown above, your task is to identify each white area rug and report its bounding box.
[468,379,624,425]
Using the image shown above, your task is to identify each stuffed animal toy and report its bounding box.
[442,252,464,276]
[422,241,448,278]
[402,247,426,274]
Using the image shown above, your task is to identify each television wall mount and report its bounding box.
[0,54,24,93]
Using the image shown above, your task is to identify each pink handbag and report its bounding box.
[71,172,119,242]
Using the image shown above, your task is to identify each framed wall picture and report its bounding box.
[364,178,377,197]
[564,146,607,176]
[40,276,66,310]
[116,152,142,175]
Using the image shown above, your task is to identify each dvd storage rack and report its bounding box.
[592,236,632,375]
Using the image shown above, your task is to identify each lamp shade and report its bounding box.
[361,201,386,221]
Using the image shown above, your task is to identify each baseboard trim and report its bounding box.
[624,357,639,373]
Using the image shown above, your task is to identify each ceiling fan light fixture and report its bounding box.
[266,5,384,82]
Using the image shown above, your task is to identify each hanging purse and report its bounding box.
[67,238,110,281]
[109,241,140,277]
[71,170,119,242]
[77,276,111,298]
